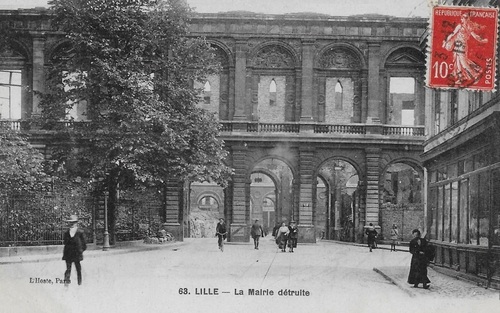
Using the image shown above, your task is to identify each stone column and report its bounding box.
[365,148,381,226]
[233,40,248,120]
[298,146,315,243]
[367,42,381,124]
[31,35,45,117]
[163,179,184,241]
[230,145,250,242]
[300,40,315,123]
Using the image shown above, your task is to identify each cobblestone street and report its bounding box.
[0,239,498,313]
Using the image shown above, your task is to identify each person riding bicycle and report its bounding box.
[216,218,227,252]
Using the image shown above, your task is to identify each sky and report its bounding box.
[0,0,431,18]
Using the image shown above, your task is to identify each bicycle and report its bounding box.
[216,232,227,252]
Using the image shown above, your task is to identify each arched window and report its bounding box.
[269,79,277,106]
[63,70,88,121]
[335,81,343,110]
[0,43,26,122]
[0,69,22,120]
[203,81,211,104]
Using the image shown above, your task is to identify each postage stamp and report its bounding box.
[427,6,498,91]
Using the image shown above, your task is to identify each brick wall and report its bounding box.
[258,76,286,123]
[325,77,354,123]
[194,74,220,116]
[379,203,424,242]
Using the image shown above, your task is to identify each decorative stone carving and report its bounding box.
[317,94,326,105]
[353,95,360,105]
[252,45,294,68]
[385,47,425,67]
[0,46,23,58]
[251,90,258,104]
[220,92,228,104]
[319,48,360,69]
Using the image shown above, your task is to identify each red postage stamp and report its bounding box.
[428,6,498,91]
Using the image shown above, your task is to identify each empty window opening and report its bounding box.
[269,79,277,106]
[203,81,211,104]
[390,77,415,126]
[335,81,343,110]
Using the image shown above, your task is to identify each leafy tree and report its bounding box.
[0,129,50,197]
[41,0,233,243]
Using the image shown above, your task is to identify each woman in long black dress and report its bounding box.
[407,229,431,289]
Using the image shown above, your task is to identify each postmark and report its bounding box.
[427,6,498,91]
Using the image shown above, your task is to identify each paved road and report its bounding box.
[0,238,497,313]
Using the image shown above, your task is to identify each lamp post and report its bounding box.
[103,191,110,251]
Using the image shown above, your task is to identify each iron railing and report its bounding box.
[0,195,93,246]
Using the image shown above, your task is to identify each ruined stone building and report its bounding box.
[0,9,427,245]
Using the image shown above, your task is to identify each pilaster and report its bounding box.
[298,146,315,243]
[367,42,381,123]
[230,145,250,242]
[233,40,248,120]
[164,179,184,241]
[300,39,315,122]
[365,148,381,226]
[31,35,45,117]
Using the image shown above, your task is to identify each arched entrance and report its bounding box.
[185,181,225,238]
[316,159,360,241]
[380,162,423,241]
[250,158,294,236]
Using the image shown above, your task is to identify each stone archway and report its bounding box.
[315,158,360,241]
[250,158,294,238]
[186,182,225,238]
[380,161,424,242]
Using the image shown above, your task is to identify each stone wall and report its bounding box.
[379,203,424,242]
[257,76,286,123]
[325,77,354,123]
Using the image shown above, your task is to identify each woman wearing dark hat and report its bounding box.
[62,214,87,286]
[215,218,227,252]
[287,221,298,253]
[407,229,431,289]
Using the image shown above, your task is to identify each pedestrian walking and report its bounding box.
[275,222,289,252]
[250,219,264,250]
[365,223,377,252]
[62,214,87,286]
[215,218,227,252]
[272,222,280,237]
[287,221,298,253]
[390,224,399,252]
[407,229,431,289]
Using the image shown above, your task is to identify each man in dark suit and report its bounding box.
[250,219,264,250]
[62,214,87,286]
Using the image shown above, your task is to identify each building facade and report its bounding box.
[0,9,427,245]
[422,0,500,289]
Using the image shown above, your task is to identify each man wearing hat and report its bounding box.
[287,221,298,253]
[215,218,227,252]
[250,219,264,250]
[62,214,87,286]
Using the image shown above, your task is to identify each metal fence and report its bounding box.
[0,194,93,247]
[0,190,165,246]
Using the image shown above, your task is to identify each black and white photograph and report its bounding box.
[0,0,499,312]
